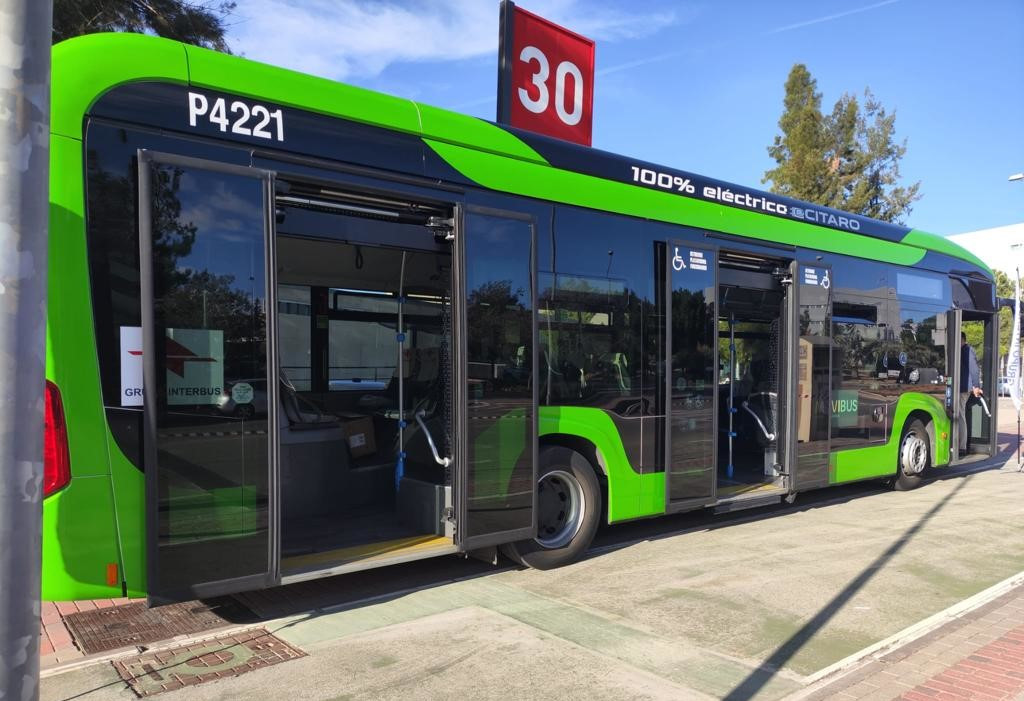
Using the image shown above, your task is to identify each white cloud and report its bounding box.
[228,0,680,82]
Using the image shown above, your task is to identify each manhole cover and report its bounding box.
[63,599,254,654]
[112,628,304,697]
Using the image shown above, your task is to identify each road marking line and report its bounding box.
[792,569,1024,694]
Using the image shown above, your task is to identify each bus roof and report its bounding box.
[52,32,989,274]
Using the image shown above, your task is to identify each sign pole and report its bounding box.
[496,0,515,124]
[0,0,52,699]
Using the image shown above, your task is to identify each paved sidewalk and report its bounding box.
[800,578,1024,701]
[39,404,1024,699]
[40,599,139,668]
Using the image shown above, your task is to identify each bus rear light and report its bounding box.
[44,380,70,497]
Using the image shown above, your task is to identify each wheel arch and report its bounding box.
[539,433,608,522]
[903,409,937,462]
[892,392,950,468]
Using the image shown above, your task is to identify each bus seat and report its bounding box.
[280,372,340,429]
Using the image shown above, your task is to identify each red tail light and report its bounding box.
[44,380,70,497]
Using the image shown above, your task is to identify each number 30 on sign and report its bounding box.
[499,2,595,146]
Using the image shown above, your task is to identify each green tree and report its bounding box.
[53,0,236,51]
[764,64,921,223]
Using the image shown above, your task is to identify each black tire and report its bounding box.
[502,446,602,570]
[894,418,930,491]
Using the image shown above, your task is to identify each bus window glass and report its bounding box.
[538,272,633,404]
[464,212,534,539]
[278,284,312,390]
[328,290,398,391]
[893,306,947,399]
[146,162,271,594]
[831,298,889,449]
[896,272,944,301]
[827,256,888,298]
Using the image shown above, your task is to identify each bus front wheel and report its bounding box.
[895,418,930,491]
[502,446,601,570]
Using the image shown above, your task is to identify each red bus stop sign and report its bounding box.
[497,1,595,146]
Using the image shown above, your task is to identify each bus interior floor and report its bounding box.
[281,510,429,557]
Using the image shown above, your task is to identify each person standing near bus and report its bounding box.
[960,331,982,455]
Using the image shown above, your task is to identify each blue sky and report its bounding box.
[228,0,1024,236]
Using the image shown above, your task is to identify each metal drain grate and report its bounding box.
[63,599,255,655]
[112,628,305,696]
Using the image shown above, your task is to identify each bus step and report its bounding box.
[714,493,782,514]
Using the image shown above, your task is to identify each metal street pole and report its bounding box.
[0,1,52,699]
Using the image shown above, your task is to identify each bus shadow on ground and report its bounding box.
[721,473,977,701]
[220,437,1012,627]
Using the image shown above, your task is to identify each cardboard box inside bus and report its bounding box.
[336,412,377,458]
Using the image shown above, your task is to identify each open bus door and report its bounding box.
[949,308,998,464]
[453,205,538,551]
[138,151,278,603]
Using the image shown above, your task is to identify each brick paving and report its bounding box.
[801,580,1024,701]
[40,598,140,668]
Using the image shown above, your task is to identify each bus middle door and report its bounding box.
[138,151,278,603]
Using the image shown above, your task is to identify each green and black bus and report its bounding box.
[43,33,999,602]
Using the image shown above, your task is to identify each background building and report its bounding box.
[948,223,1024,275]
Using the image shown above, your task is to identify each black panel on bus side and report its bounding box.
[89,82,429,179]
[506,124,912,244]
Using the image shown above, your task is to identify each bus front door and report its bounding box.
[453,206,538,550]
[138,151,277,603]
[665,243,717,507]
[950,309,998,463]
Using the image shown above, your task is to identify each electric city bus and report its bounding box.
[43,33,999,603]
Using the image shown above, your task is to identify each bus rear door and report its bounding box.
[138,151,278,603]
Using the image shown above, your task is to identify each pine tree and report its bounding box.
[53,0,236,52]
[764,64,921,224]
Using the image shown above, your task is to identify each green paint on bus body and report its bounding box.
[44,33,988,598]
[830,392,951,483]
[539,406,664,522]
[901,230,989,274]
[426,140,930,266]
[44,134,125,600]
[53,33,548,165]
[53,33,981,271]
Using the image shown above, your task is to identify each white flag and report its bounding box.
[1008,269,1022,412]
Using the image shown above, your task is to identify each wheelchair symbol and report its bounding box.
[820,270,830,290]
[672,247,685,271]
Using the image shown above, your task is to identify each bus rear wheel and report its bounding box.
[502,446,601,570]
[895,418,930,491]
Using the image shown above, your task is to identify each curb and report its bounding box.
[788,569,1024,698]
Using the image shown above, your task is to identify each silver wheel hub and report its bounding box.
[535,470,585,549]
[900,431,928,475]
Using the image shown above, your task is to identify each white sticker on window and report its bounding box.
[120,326,144,407]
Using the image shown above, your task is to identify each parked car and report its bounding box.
[998,376,1012,396]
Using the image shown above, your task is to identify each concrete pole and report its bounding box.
[0,1,52,699]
